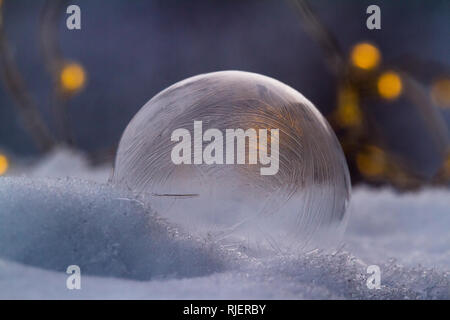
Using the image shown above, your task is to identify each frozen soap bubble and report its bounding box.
[112,71,351,250]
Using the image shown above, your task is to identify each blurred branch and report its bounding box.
[290,0,346,75]
[403,74,450,156]
[0,3,55,152]
[391,55,450,83]
[290,0,450,187]
[40,0,74,146]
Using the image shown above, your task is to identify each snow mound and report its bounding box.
[0,177,449,299]
[0,251,448,299]
[247,251,449,300]
[0,177,225,280]
[27,148,111,183]
[7,148,111,183]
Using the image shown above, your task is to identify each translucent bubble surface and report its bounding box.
[112,71,351,250]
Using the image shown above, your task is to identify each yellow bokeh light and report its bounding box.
[60,62,86,92]
[377,71,403,100]
[0,154,9,176]
[335,86,362,127]
[350,42,381,70]
[442,154,450,179]
[431,78,450,108]
[356,146,386,177]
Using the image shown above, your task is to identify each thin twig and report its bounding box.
[0,4,55,152]
[40,0,74,146]
[290,0,346,75]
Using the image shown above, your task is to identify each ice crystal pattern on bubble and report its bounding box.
[112,71,351,249]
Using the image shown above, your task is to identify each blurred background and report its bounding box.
[0,0,449,189]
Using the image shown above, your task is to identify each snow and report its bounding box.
[25,148,112,183]
[0,177,225,281]
[346,187,450,269]
[0,149,448,299]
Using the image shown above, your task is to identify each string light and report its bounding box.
[442,154,450,179]
[431,78,450,108]
[377,71,403,100]
[60,62,86,93]
[335,86,362,127]
[0,154,9,176]
[356,145,386,177]
[350,42,381,70]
